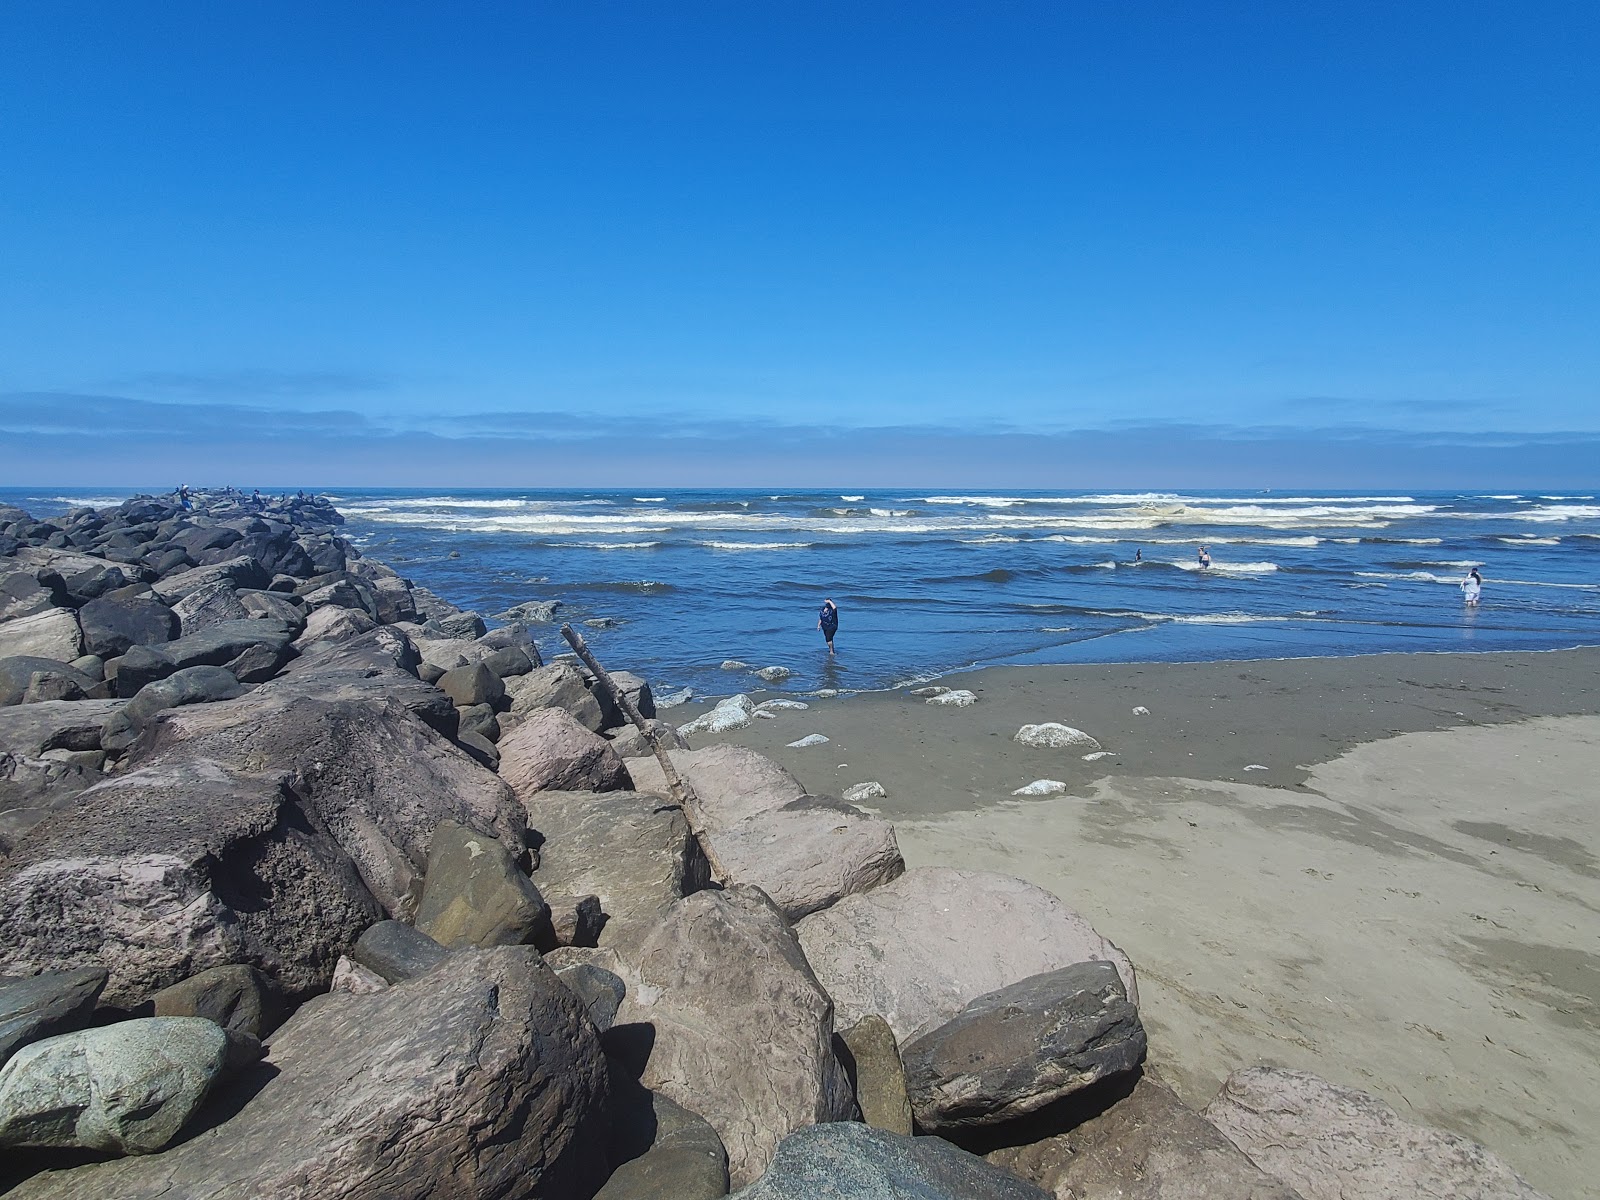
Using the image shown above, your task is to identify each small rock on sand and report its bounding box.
[786,734,829,748]
[843,781,887,803]
[1132,705,1150,715]
[754,666,792,682]
[926,690,977,707]
[656,687,694,708]
[1015,723,1101,750]
[909,686,949,698]
[679,695,757,735]
[1081,751,1111,761]
[1012,780,1067,796]
[757,699,809,712]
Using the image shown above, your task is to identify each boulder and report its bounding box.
[436,661,504,709]
[901,961,1146,1131]
[594,669,656,727]
[526,790,710,948]
[1202,1067,1551,1200]
[606,718,689,759]
[329,953,387,996]
[499,706,632,797]
[1015,723,1101,751]
[132,694,523,919]
[498,599,562,623]
[843,780,887,803]
[754,666,791,682]
[100,666,244,754]
[149,555,270,603]
[170,579,250,635]
[838,1014,913,1136]
[0,659,98,709]
[0,609,83,664]
[611,886,854,1187]
[677,694,757,735]
[6,947,612,1200]
[289,601,377,648]
[599,1071,730,1200]
[987,1072,1307,1200]
[549,953,628,1032]
[0,759,382,1008]
[415,819,553,949]
[148,617,297,675]
[727,1121,1050,1200]
[482,643,534,679]
[236,588,306,628]
[795,867,1138,1045]
[0,1017,241,1156]
[0,570,60,624]
[927,689,977,706]
[547,892,605,948]
[20,673,86,704]
[708,794,904,921]
[624,744,806,827]
[76,596,177,659]
[347,920,449,983]
[151,964,275,1039]
[435,609,487,639]
[504,661,605,730]
[0,968,107,1068]
[0,742,113,860]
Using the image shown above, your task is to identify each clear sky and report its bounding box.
[2,2,1596,487]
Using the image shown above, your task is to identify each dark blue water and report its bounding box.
[8,488,1598,696]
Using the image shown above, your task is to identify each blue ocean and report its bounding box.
[8,488,1599,696]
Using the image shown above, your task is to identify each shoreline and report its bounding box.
[700,647,1600,1197]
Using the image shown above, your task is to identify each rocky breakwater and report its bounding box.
[0,491,1553,1199]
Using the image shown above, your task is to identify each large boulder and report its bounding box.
[0,1017,239,1155]
[901,962,1146,1131]
[525,790,711,948]
[149,555,270,603]
[504,661,604,730]
[988,1072,1307,1200]
[6,947,612,1199]
[795,868,1138,1045]
[0,758,382,1008]
[132,694,525,919]
[151,964,275,1039]
[0,659,99,709]
[169,579,250,635]
[290,602,376,649]
[610,886,854,1187]
[0,610,83,663]
[100,666,245,754]
[624,744,806,828]
[605,718,689,760]
[415,819,552,949]
[1203,1067,1551,1200]
[727,1121,1050,1200]
[76,595,177,659]
[0,968,107,1069]
[599,1069,730,1200]
[837,1014,913,1136]
[499,706,631,797]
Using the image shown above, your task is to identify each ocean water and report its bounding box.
[7,488,1599,696]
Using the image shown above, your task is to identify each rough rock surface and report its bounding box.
[415,819,552,949]
[1015,723,1101,751]
[605,718,689,760]
[796,867,1138,1044]
[0,968,107,1068]
[0,758,382,1008]
[901,961,1146,1130]
[76,596,177,659]
[151,965,275,1039]
[599,1070,730,1200]
[0,1017,234,1155]
[676,694,756,735]
[525,790,710,948]
[8,947,612,1200]
[170,580,251,635]
[624,743,807,828]
[1203,1067,1551,1200]
[0,660,99,710]
[504,662,604,730]
[988,1072,1306,1200]
[0,610,83,663]
[499,706,631,797]
[838,1013,913,1136]
[133,694,524,918]
[611,886,854,1187]
[348,920,449,983]
[727,1121,1050,1200]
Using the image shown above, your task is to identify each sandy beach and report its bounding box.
[699,647,1600,1198]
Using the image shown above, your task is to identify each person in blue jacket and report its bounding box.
[817,598,839,655]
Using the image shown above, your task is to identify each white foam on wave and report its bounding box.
[1496,536,1560,545]
[1356,570,1453,583]
[1040,625,1075,632]
[1170,559,1281,574]
[840,495,865,501]
[1093,609,1290,625]
[568,541,664,550]
[344,496,616,511]
[960,535,1024,544]
[633,497,665,502]
[698,540,815,551]
[43,494,133,506]
[925,495,1030,507]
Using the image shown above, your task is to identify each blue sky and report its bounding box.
[1,2,1596,486]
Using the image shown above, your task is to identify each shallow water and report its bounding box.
[9,487,1599,695]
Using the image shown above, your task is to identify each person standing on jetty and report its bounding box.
[817,598,839,655]
[1462,567,1484,606]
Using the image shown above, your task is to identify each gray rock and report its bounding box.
[100,666,245,754]
[0,609,84,663]
[1203,1066,1551,1200]
[0,758,382,1008]
[838,1014,913,1136]
[504,661,605,730]
[547,891,605,947]
[599,1071,730,1200]
[727,1121,1050,1200]
[842,780,887,803]
[594,669,656,726]
[151,964,275,1039]
[0,659,98,709]
[499,706,632,797]
[926,689,977,706]
[754,665,791,682]
[457,701,500,741]
[457,728,501,770]
[606,718,689,759]
[170,579,250,635]
[149,555,270,603]
[611,886,855,1186]
[0,968,107,1069]
[526,790,711,949]
[796,867,1139,1045]
[132,693,523,919]
[677,694,757,735]
[236,588,306,628]
[20,673,85,704]
[329,953,387,996]
[1015,723,1101,751]
[482,643,534,679]
[624,744,807,828]
[289,602,375,648]
[554,960,627,1033]
[67,655,104,681]
[435,609,487,640]
[415,819,553,949]
[6,947,611,1200]
[0,700,120,757]
[436,661,505,708]
[498,599,563,623]
[348,920,448,983]
[902,961,1146,1131]
[0,1017,237,1155]
[987,1072,1307,1200]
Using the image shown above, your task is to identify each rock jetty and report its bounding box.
[0,491,1551,1198]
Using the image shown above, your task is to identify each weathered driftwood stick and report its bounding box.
[559,623,727,882]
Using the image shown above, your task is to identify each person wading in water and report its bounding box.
[817,598,839,655]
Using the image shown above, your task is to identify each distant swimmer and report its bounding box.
[1461,567,1483,606]
[1197,545,1212,570]
[1134,548,1142,562]
[817,597,839,656]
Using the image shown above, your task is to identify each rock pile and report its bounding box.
[0,492,1551,1199]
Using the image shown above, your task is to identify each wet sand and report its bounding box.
[695,648,1600,1198]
